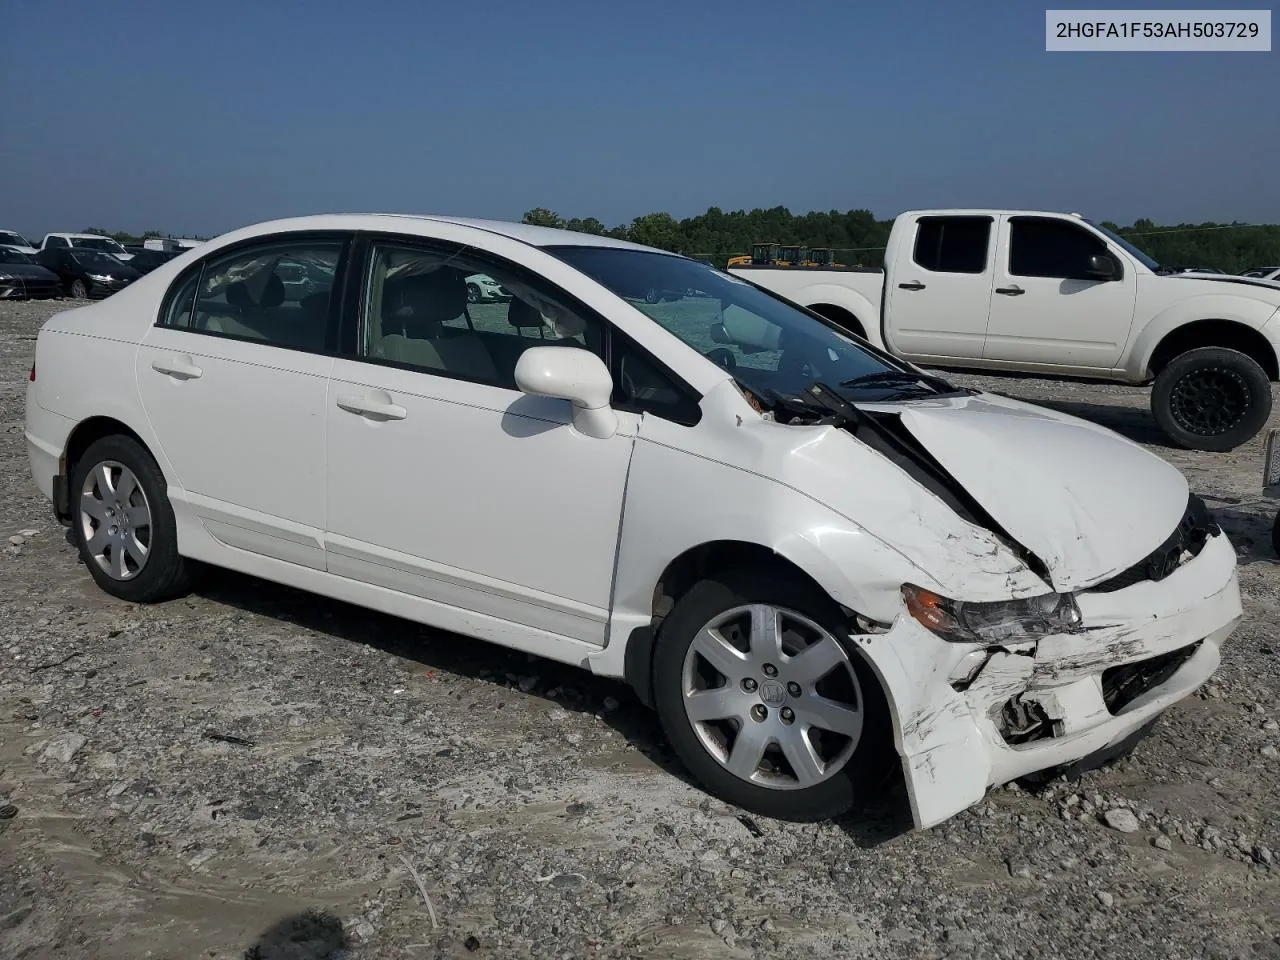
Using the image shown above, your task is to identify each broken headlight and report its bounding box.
[901,584,1081,644]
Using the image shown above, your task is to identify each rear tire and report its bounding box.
[1151,347,1272,451]
[69,435,190,603]
[651,567,894,822]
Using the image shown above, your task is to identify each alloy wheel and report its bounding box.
[680,603,864,790]
[78,460,152,581]
[1169,366,1250,436]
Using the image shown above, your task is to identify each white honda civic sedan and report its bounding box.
[24,214,1242,829]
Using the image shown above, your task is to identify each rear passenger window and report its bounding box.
[165,239,344,351]
[912,217,991,274]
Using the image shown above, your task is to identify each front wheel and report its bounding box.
[651,568,894,822]
[466,283,480,304]
[70,279,87,299]
[70,434,190,603]
[1151,347,1273,452]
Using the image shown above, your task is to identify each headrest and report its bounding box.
[507,297,544,328]
[506,292,586,340]
[384,268,467,330]
[224,272,285,311]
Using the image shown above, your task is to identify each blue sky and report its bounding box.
[1,0,1275,239]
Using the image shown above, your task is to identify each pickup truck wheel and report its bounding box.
[1151,347,1273,452]
[651,568,894,822]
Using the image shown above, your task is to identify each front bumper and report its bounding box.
[853,529,1241,829]
[0,279,62,299]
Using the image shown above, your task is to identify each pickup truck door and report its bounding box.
[882,214,995,360]
[983,215,1137,370]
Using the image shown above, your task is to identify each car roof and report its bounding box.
[207,213,675,256]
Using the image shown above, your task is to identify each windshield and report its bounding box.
[548,245,955,405]
[0,249,34,264]
[0,232,32,248]
[71,236,127,253]
[1085,220,1162,272]
[71,250,125,269]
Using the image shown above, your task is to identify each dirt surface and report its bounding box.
[2,297,1278,960]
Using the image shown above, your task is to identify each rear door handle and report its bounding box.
[995,285,1025,296]
[151,355,203,379]
[336,392,407,421]
[898,280,926,291]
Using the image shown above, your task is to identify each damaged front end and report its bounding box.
[855,502,1240,830]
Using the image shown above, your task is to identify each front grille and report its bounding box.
[1090,493,1216,593]
[1100,640,1203,714]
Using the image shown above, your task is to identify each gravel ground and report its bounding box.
[1,297,1279,960]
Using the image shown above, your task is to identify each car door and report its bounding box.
[882,214,995,360]
[982,215,1138,369]
[323,233,640,646]
[134,231,350,569]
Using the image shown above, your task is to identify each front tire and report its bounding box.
[70,279,87,299]
[466,283,480,304]
[1151,347,1273,452]
[651,568,894,822]
[70,435,190,603]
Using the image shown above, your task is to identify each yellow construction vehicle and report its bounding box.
[806,247,845,268]
[727,241,784,268]
[779,244,808,267]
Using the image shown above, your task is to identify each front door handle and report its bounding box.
[995,285,1025,296]
[898,280,926,291]
[151,355,203,379]
[336,392,407,421]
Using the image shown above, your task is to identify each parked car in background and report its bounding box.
[23,213,1242,831]
[35,247,141,299]
[728,209,1280,452]
[123,246,182,275]
[40,233,135,261]
[0,229,39,255]
[1241,266,1280,281]
[1169,265,1227,274]
[0,246,63,299]
[465,272,511,303]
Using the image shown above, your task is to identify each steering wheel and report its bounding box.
[706,347,737,372]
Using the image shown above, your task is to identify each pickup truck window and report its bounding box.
[912,217,990,274]
[1008,217,1112,281]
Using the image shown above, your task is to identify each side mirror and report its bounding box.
[1085,253,1118,281]
[710,321,732,344]
[514,346,618,439]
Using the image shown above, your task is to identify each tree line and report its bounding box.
[519,206,1280,273]
[81,207,1280,273]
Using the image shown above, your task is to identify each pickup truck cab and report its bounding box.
[729,210,1280,451]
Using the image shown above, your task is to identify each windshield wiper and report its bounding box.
[839,369,957,393]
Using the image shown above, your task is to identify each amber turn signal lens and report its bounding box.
[902,585,952,632]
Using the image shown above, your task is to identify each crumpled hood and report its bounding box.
[883,392,1190,592]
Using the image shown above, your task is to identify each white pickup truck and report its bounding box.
[727,209,1280,451]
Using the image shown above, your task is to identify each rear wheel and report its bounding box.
[1151,347,1273,451]
[70,435,190,603]
[651,568,894,822]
